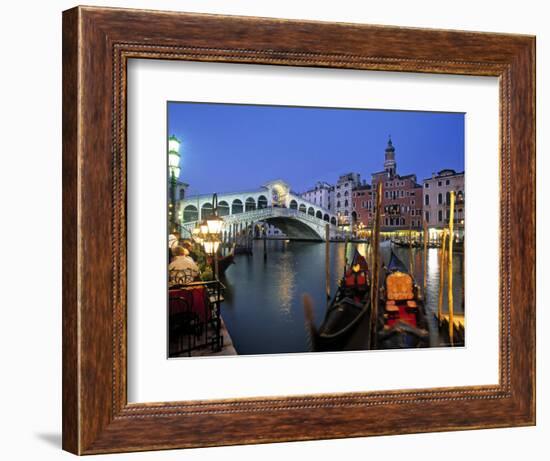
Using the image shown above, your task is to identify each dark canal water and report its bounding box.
[221,240,465,355]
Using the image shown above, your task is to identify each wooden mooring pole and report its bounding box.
[369,181,383,350]
[263,223,267,262]
[325,224,330,302]
[408,222,413,275]
[438,229,447,326]
[423,219,428,296]
[448,191,455,346]
[343,234,349,273]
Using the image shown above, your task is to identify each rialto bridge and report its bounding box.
[177,180,338,241]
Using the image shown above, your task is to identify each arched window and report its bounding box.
[446,191,451,205]
[183,205,198,222]
[337,192,341,198]
[438,193,443,205]
[351,211,357,223]
[289,199,298,210]
[308,207,315,216]
[425,194,429,206]
[344,190,349,196]
[179,189,186,200]
[299,204,307,213]
[245,197,256,212]
[201,202,213,219]
[344,200,348,207]
[257,195,268,209]
[231,199,243,214]
[218,201,230,216]
[316,210,323,219]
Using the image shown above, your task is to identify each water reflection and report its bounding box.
[273,250,296,318]
[221,240,464,355]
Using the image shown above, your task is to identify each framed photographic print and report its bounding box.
[62,6,535,454]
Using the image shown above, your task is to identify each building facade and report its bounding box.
[351,184,373,229]
[368,138,423,231]
[300,181,334,212]
[334,172,361,229]
[422,169,465,231]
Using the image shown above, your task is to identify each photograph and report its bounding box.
[167,102,466,358]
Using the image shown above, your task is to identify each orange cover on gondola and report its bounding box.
[386,272,414,301]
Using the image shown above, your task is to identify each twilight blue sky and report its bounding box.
[167,102,464,197]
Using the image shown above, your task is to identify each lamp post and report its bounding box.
[204,193,224,280]
[201,193,224,352]
[168,134,181,234]
[194,193,224,279]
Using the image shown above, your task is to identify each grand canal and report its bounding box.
[221,240,465,355]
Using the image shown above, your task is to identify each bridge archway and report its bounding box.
[232,199,243,214]
[289,199,298,210]
[245,197,256,212]
[183,205,198,223]
[264,217,322,241]
[218,200,230,216]
[316,210,323,219]
[201,202,213,219]
[308,207,315,216]
[331,217,337,225]
[324,213,330,222]
[258,195,268,209]
[299,204,307,213]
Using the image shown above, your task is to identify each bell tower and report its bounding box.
[384,136,397,178]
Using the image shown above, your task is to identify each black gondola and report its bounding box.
[306,250,371,352]
[377,251,429,349]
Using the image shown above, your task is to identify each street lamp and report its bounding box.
[206,193,224,235]
[193,193,224,280]
[168,134,181,233]
[202,238,221,256]
[202,194,224,277]
[199,220,209,236]
[201,194,224,353]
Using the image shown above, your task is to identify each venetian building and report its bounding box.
[300,181,334,212]
[334,172,361,229]
[362,137,424,231]
[422,169,465,235]
[351,183,372,230]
